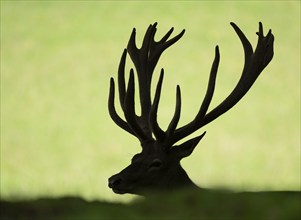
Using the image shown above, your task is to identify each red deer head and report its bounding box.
[108,22,274,195]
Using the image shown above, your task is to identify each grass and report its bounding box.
[1,1,300,203]
[1,190,300,220]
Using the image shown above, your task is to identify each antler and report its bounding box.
[108,22,185,143]
[170,22,274,144]
[108,22,274,148]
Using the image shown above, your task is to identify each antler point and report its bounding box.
[176,85,181,93]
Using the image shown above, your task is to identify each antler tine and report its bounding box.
[158,29,186,54]
[127,23,157,124]
[158,27,174,43]
[149,29,186,75]
[149,69,165,141]
[165,85,181,144]
[150,70,182,145]
[172,22,274,144]
[171,45,220,143]
[108,78,135,136]
[118,49,127,110]
[128,23,157,77]
[195,46,220,121]
[140,23,158,68]
[124,69,150,141]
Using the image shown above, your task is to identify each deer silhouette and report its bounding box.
[108,22,274,195]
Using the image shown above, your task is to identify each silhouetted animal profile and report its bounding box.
[108,22,274,195]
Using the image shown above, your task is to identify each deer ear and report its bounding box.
[171,132,206,159]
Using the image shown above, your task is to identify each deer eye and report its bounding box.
[148,159,162,171]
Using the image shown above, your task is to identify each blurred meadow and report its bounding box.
[1,1,300,203]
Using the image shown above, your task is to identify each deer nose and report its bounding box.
[108,176,122,188]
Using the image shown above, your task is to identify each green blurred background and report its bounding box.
[1,1,300,203]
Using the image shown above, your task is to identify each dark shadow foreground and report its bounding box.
[1,189,300,220]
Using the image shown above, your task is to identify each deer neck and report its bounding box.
[168,164,198,189]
